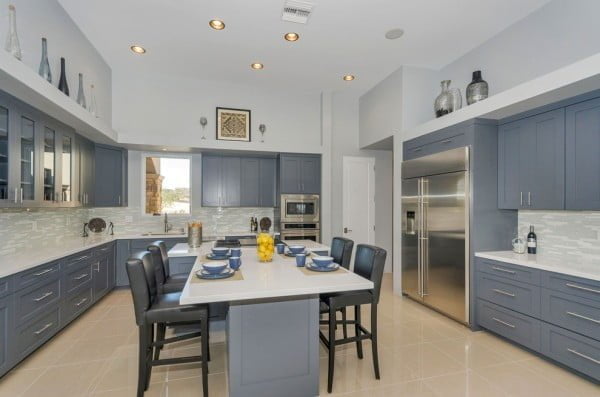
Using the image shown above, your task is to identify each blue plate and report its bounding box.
[195,268,235,280]
[305,262,340,272]
[284,250,310,257]
[206,253,231,260]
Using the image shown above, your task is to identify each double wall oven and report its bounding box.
[280,194,320,242]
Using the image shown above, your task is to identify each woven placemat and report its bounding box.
[298,265,347,276]
[191,270,244,284]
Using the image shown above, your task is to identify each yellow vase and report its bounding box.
[256,232,274,262]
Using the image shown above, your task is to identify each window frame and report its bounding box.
[141,152,193,217]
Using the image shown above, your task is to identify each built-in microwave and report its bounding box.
[280,194,320,223]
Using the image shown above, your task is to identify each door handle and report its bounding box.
[528,192,531,206]
[343,227,352,233]
[20,188,23,203]
[14,188,18,204]
[520,192,523,206]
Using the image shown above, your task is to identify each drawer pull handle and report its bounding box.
[76,255,90,261]
[32,291,53,302]
[74,273,88,280]
[75,297,88,307]
[492,317,516,328]
[99,247,109,251]
[33,268,53,277]
[491,266,516,275]
[493,288,516,297]
[566,311,600,325]
[567,348,600,365]
[34,322,53,335]
[413,148,422,152]
[566,283,600,295]
[441,139,452,144]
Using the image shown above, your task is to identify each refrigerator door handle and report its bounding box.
[421,178,429,297]
[417,178,422,297]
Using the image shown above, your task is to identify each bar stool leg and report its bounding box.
[137,325,149,397]
[371,303,380,379]
[154,323,166,361]
[327,305,336,393]
[341,307,348,339]
[355,305,363,359]
[145,324,154,390]
[201,317,209,397]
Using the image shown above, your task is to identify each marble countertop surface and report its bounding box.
[169,240,331,258]
[174,244,371,305]
[475,251,600,282]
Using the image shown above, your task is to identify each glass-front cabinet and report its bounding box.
[19,114,36,204]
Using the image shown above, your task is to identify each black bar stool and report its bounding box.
[319,237,354,338]
[126,251,209,397]
[147,240,188,294]
[319,244,387,393]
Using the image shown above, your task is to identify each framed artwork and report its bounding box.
[216,107,251,142]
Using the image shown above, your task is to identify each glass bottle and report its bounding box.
[76,73,87,108]
[434,80,453,118]
[38,38,52,83]
[5,4,22,60]
[88,84,98,118]
[58,58,69,96]
[450,88,462,112]
[466,70,489,105]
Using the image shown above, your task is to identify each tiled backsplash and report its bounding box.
[518,210,600,264]
[0,206,275,255]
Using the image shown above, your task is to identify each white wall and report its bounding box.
[439,0,600,100]
[113,70,322,154]
[0,0,112,124]
[400,66,440,131]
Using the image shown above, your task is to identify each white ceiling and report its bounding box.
[59,0,551,94]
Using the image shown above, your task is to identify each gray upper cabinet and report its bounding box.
[498,109,565,210]
[279,154,321,194]
[202,155,222,206]
[259,158,276,206]
[78,136,95,207]
[240,158,276,207]
[566,97,600,210]
[94,145,127,207]
[222,157,241,207]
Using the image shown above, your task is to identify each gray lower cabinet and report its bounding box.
[0,295,13,376]
[279,154,321,194]
[475,258,600,382]
[94,144,127,207]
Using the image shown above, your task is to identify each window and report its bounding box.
[144,156,190,215]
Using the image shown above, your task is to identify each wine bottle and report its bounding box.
[76,73,86,108]
[527,225,537,254]
[38,38,52,82]
[58,58,69,96]
[5,5,22,60]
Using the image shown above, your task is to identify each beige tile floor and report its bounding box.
[0,274,598,396]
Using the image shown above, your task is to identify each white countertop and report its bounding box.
[169,239,331,258]
[174,242,370,304]
[0,233,188,279]
[475,251,600,282]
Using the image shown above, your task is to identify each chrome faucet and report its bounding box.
[164,213,172,233]
[82,222,89,238]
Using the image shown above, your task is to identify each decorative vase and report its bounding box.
[256,232,274,262]
[434,80,453,118]
[466,70,488,105]
[58,58,69,96]
[38,38,52,83]
[88,84,98,117]
[5,4,21,60]
[76,73,87,108]
[450,88,462,112]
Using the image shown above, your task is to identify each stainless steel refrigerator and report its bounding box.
[401,147,470,324]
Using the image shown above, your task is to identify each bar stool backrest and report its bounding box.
[353,244,387,304]
[148,240,169,291]
[126,251,158,326]
[330,237,354,270]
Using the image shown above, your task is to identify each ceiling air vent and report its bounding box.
[282,0,314,24]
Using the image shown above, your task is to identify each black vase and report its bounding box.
[466,70,488,105]
[58,57,69,96]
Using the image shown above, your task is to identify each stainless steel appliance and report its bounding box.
[281,194,319,223]
[280,222,320,242]
[401,147,470,324]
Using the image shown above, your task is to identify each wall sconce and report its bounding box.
[259,124,266,142]
[200,117,208,140]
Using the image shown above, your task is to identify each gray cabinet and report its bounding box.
[201,155,222,206]
[94,145,127,207]
[78,136,95,207]
[279,154,321,194]
[0,295,13,376]
[240,158,276,207]
[222,157,241,206]
[566,97,600,210]
[92,254,110,300]
[498,109,565,210]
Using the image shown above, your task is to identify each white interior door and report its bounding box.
[342,156,375,252]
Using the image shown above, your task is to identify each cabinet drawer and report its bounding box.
[64,262,92,293]
[477,299,541,352]
[430,134,466,154]
[63,283,92,322]
[63,250,94,268]
[15,278,61,325]
[16,306,60,359]
[541,323,600,381]
[94,243,114,257]
[476,272,541,317]
[14,262,60,289]
[476,258,541,285]
[542,272,600,302]
[541,288,600,341]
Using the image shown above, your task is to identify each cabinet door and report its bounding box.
[280,155,302,194]
[300,156,320,194]
[566,97,600,210]
[222,157,241,206]
[528,109,565,209]
[0,97,11,206]
[78,137,95,207]
[0,295,13,377]
[95,146,123,207]
[498,119,528,209]
[259,158,276,207]
[41,124,59,204]
[240,158,260,206]
[58,130,77,207]
[16,108,40,206]
[202,156,222,206]
[92,255,110,301]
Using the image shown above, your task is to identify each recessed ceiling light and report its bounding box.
[251,63,264,70]
[342,75,355,81]
[162,148,167,151]
[284,32,300,42]
[130,45,146,54]
[209,19,225,30]
[385,28,404,40]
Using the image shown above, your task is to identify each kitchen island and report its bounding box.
[169,241,373,397]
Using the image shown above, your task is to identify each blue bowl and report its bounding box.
[229,256,241,271]
[211,247,230,257]
[288,245,306,255]
[312,256,334,268]
[202,262,228,274]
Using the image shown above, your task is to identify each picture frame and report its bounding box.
[216,107,251,142]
